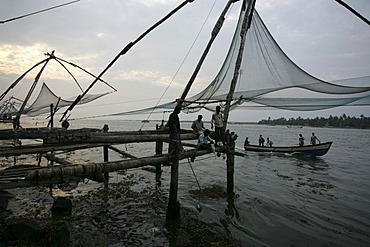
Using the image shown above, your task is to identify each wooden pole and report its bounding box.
[166,143,180,222]
[107,145,136,159]
[48,104,54,195]
[60,0,195,121]
[0,129,197,143]
[223,0,256,130]
[49,104,54,128]
[0,148,224,190]
[226,130,236,194]
[335,0,370,26]
[176,0,239,108]
[222,0,255,195]
[48,103,55,166]
[103,124,109,188]
[0,132,198,157]
[17,51,54,120]
[155,125,163,185]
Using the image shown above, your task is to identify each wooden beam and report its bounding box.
[107,145,137,159]
[0,126,193,141]
[0,127,100,140]
[24,148,214,181]
[0,133,198,157]
[0,143,106,157]
[0,145,240,190]
[42,153,73,166]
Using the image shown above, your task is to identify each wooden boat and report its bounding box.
[244,142,333,156]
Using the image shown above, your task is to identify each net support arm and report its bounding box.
[335,0,370,26]
[60,0,196,122]
[223,0,256,129]
[17,51,55,118]
[0,57,50,102]
[177,0,240,108]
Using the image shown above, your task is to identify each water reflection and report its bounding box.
[293,156,330,171]
[225,194,240,220]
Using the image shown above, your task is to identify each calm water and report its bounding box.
[2,119,370,246]
[177,122,370,246]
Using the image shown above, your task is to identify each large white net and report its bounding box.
[116,3,370,116]
[185,8,370,111]
[23,83,110,117]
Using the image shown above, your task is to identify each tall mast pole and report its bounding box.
[334,0,370,26]
[177,0,240,107]
[223,0,256,129]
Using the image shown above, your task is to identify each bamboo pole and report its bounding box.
[226,131,237,194]
[17,51,54,121]
[166,143,180,222]
[43,153,72,166]
[0,143,104,157]
[0,129,196,142]
[0,127,97,140]
[103,145,109,187]
[222,0,255,196]
[24,149,211,181]
[0,132,198,157]
[107,145,137,159]
[155,126,164,185]
[60,0,196,121]
[44,153,108,184]
[0,127,193,141]
[49,104,54,128]
[223,0,256,129]
[0,146,238,190]
[103,124,109,187]
[177,0,240,106]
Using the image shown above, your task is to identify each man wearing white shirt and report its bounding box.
[191,115,205,134]
[211,106,224,146]
[198,129,215,150]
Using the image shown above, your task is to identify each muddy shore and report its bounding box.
[1,168,242,246]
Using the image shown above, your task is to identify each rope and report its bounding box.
[179,154,214,164]
[187,159,202,190]
[184,149,203,212]
[54,55,117,92]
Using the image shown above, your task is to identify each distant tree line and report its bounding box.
[258,114,370,129]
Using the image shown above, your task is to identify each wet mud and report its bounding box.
[1,169,242,246]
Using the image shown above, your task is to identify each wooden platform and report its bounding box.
[0,127,231,190]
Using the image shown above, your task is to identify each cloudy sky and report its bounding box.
[1,0,369,122]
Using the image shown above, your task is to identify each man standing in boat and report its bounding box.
[211,106,224,146]
[299,134,305,146]
[310,133,320,145]
[258,135,265,146]
[266,137,273,147]
[244,137,250,146]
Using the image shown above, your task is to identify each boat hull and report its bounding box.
[244,142,333,156]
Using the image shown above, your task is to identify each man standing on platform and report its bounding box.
[191,114,205,134]
[211,106,224,146]
[167,106,183,154]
